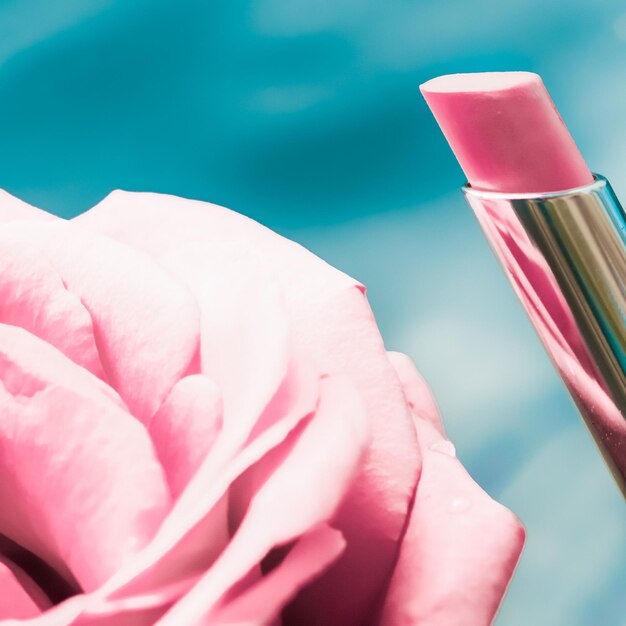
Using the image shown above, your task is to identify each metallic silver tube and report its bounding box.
[463,175,626,496]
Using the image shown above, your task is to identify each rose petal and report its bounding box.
[0,190,53,223]
[0,534,75,608]
[160,242,290,456]
[283,287,420,625]
[23,358,319,626]
[207,526,345,626]
[0,592,165,626]
[0,557,49,619]
[0,321,123,411]
[155,375,368,625]
[97,353,320,613]
[83,241,301,607]
[37,363,323,626]
[0,323,172,592]
[76,190,421,623]
[0,236,105,380]
[387,350,444,434]
[378,417,525,626]
[148,374,223,498]
[0,220,200,423]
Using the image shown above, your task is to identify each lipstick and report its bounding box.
[421,72,626,496]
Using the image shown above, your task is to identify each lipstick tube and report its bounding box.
[464,175,626,496]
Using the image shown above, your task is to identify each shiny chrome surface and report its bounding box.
[464,175,626,496]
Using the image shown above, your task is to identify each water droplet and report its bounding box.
[448,496,471,514]
[429,439,456,457]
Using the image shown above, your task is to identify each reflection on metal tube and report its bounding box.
[464,175,626,496]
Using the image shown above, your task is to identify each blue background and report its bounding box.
[1,1,624,623]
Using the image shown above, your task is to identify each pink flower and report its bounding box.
[0,190,524,625]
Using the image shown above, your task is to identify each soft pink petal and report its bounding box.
[0,592,167,626]
[0,220,200,423]
[378,417,525,626]
[161,242,291,457]
[97,354,320,612]
[208,526,345,626]
[0,236,105,379]
[0,534,72,609]
[0,323,171,592]
[155,375,368,625]
[82,244,302,610]
[16,244,307,626]
[24,360,318,626]
[0,190,53,223]
[148,374,223,498]
[0,558,49,619]
[387,351,444,434]
[77,191,421,624]
[0,321,123,411]
[283,288,419,625]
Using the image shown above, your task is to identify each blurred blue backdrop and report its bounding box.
[1,1,624,623]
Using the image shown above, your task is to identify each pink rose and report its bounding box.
[0,190,524,625]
